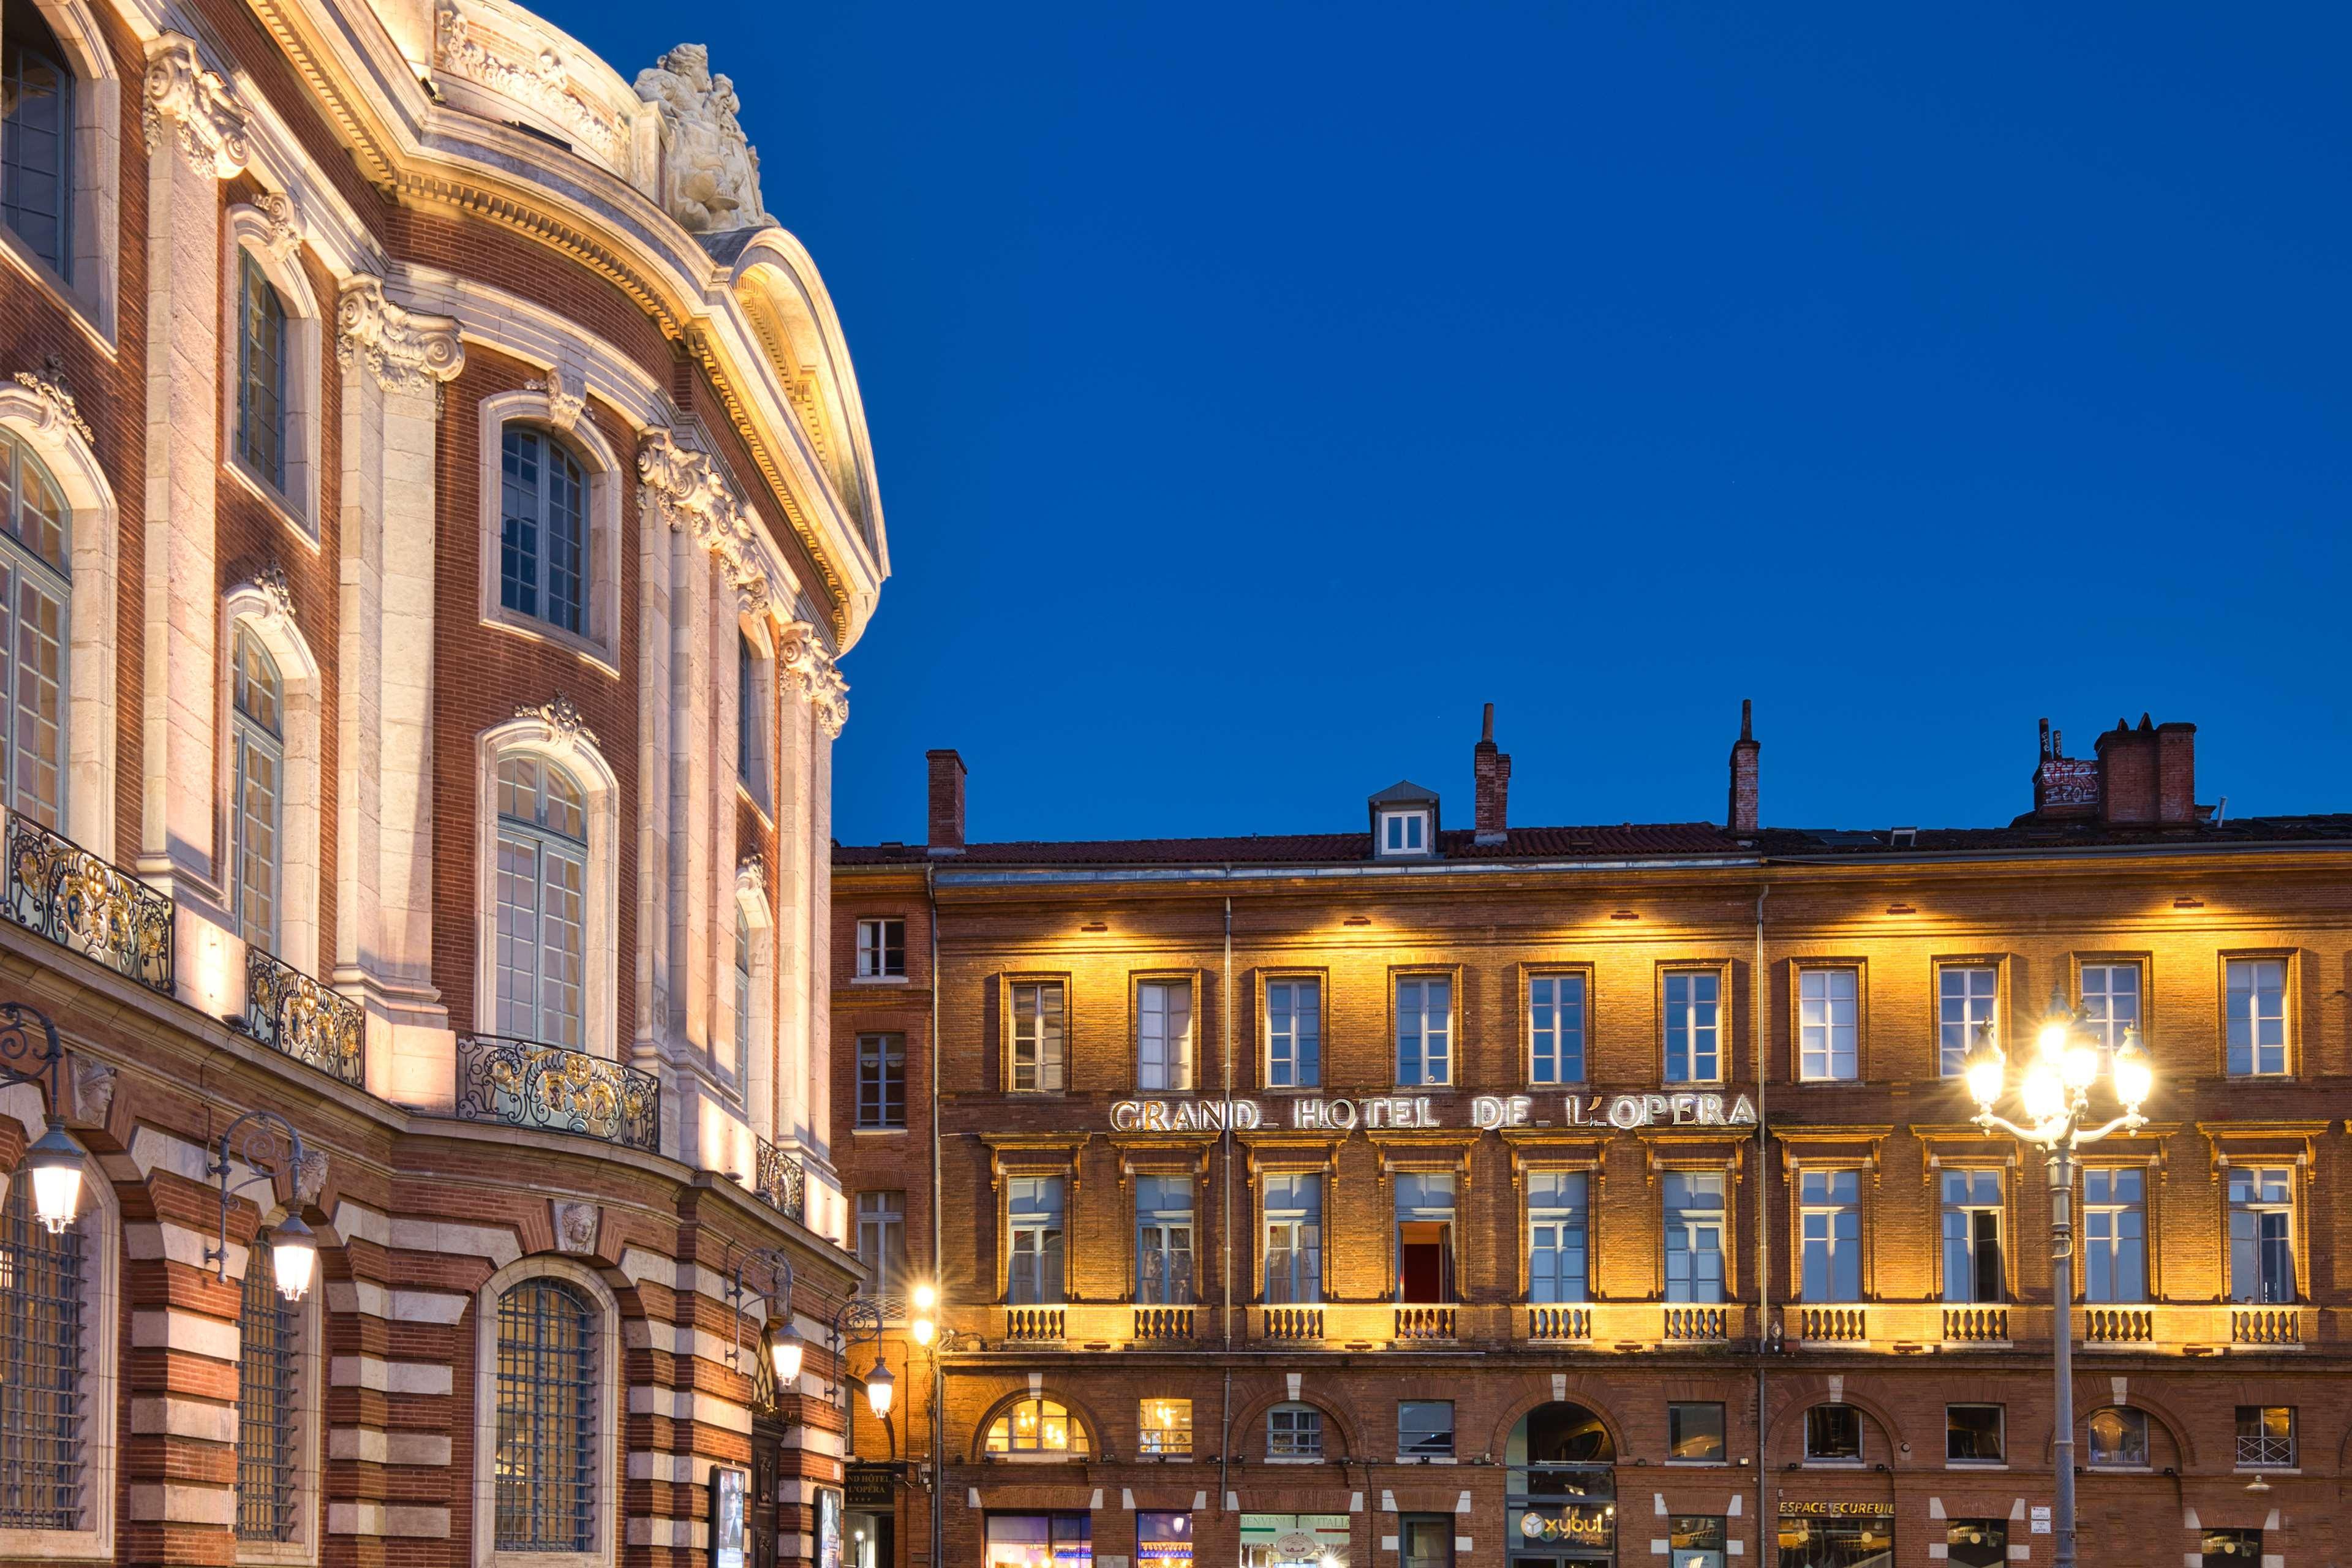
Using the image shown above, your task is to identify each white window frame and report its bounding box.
[1663,969,1721,1084]
[228,624,285,955]
[470,1256,620,1568]
[1797,967,1858,1081]
[474,715,621,1061]
[2226,1165,2296,1305]
[216,588,325,971]
[855,1191,907,1302]
[2081,1166,2147,1305]
[473,390,624,672]
[1005,1175,1066,1306]
[1798,1168,1862,1303]
[1266,1402,1324,1462]
[1662,1170,1726,1303]
[1136,978,1193,1091]
[1008,979,1067,1093]
[1376,809,1430,856]
[1264,975,1321,1088]
[2078,962,2140,1050]
[1260,1170,1322,1305]
[1525,1169,1588,1305]
[1134,1175,1195,1306]
[1937,965,1999,1077]
[855,917,906,981]
[220,205,322,536]
[2225,958,2289,1077]
[1940,1169,2005,1305]
[1527,972,1585,1085]
[1394,974,1452,1087]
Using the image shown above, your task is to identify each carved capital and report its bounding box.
[12,357,92,446]
[638,428,774,610]
[143,34,252,178]
[336,277,466,394]
[776,619,848,737]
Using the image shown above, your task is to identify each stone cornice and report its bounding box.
[335,277,465,394]
[143,34,254,178]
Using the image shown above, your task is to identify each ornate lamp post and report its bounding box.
[1961,990,2155,1568]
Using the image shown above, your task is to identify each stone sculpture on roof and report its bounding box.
[634,43,769,233]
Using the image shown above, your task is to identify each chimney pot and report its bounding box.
[1728,699,1760,833]
[925,749,967,854]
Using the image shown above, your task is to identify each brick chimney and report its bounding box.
[1727,699,1759,833]
[2094,715,2199,826]
[926,749,967,855]
[1472,703,1511,847]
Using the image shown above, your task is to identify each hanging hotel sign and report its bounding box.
[1107,1091,1759,1134]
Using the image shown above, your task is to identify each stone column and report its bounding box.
[780,622,847,1241]
[334,277,463,1101]
[137,37,247,966]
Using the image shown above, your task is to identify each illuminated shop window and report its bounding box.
[1945,1520,2005,1568]
[1137,1512,1190,1568]
[984,1397,1089,1458]
[984,1513,1091,1568]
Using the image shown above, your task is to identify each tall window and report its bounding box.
[1395,976,1451,1086]
[1265,978,1320,1088]
[1664,970,1719,1082]
[2082,1167,2146,1303]
[1393,1172,1455,1303]
[493,1277,596,1553]
[856,1033,905,1129]
[1663,1171,1725,1303]
[1798,968,1858,1080]
[1010,981,1065,1091]
[2079,963,2139,1049]
[1261,1172,1321,1305]
[1528,974,1585,1084]
[736,634,764,791]
[856,1192,906,1301]
[1,0,72,276]
[236,1261,299,1542]
[500,426,586,635]
[1799,1169,1861,1302]
[1005,1177,1064,1306]
[230,624,285,951]
[0,428,67,828]
[856,917,905,979]
[236,254,288,489]
[2225,959,2288,1076]
[1134,1176,1194,1305]
[0,1177,83,1529]
[1526,1170,1588,1303]
[731,913,753,1071]
[494,757,588,1048]
[1940,1170,2003,1303]
[2227,1166,2294,1304]
[1939,966,1998,1076]
[1137,979,1193,1091]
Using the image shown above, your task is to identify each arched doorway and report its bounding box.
[1506,1404,1616,1567]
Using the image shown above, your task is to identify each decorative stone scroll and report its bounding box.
[638,428,773,610]
[249,565,298,628]
[250,190,302,260]
[143,34,252,178]
[11,358,92,446]
[777,619,848,738]
[522,366,586,432]
[513,695,599,752]
[434,2,629,165]
[336,277,465,395]
[632,43,768,232]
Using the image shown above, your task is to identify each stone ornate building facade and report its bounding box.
[835,715,2352,1568]
[0,0,886,1566]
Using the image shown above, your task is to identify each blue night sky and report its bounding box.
[575,2,2348,845]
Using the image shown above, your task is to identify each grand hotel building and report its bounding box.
[0,2,890,1568]
[834,713,2352,1568]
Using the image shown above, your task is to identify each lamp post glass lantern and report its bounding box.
[1961,988,2153,1568]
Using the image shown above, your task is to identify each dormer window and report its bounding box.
[1380,810,1428,854]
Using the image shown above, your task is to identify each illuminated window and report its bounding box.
[1137,1512,1190,1568]
[0,1175,85,1527]
[1006,1177,1065,1305]
[1526,1170,1586,1303]
[1803,1404,1860,1464]
[1667,1402,1724,1463]
[2082,1167,2146,1303]
[2226,959,2288,1076]
[2079,963,2139,1049]
[2235,1406,2293,1468]
[230,624,285,952]
[2228,1167,2294,1303]
[985,1396,1089,1457]
[1798,967,1857,1080]
[1940,1170,2003,1303]
[1137,979,1192,1091]
[2202,1529,2262,1566]
[1139,1399,1192,1458]
[1261,1172,1321,1305]
[1395,975,1451,1086]
[1010,981,1065,1091]
[1799,1169,1861,1302]
[856,918,905,979]
[494,756,588,1047]
[0,427,67,828]
[1663,1172,1724,1303]
[1398,1400,1453,1459]
[1266,1404,1323,1460]
[1938,965,1998,1076]
[985,1513,1090,1568]
[1134,1176,1194,1305]
[492,1277,597,1551]
[1664,970,1719,1082]
[1265,978,1320,1088]
[1946,1404,2003,1464]
[2086,1406,2147,1468]
[1528,973,1585,1084]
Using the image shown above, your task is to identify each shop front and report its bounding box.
[1774,1501,1892,1568]
[986,1514,1095,1568]
[1506,1404,1618,1567]
[1239,1515,1351,1568]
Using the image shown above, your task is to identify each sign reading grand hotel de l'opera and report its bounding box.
[1107,1090,1763,1134]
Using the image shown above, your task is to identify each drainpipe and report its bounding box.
[1218,888,1235,1515]
[1753,882,1771,1552]
[927,863,944,1568]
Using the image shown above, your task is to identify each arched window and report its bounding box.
[500,427,586,636]
[231,624,284,951]
[495,756,587,1047]
[0,1174,85,1528]
[0,0,71,277]
[236,1259,299,1541]
[0,426,68,828]
[985,1395,1089,1458]
[493,1277,596,1553]
[733,910,753,1072]
[236,253,288,491]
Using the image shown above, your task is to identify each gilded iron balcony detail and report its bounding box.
[451,1034,659,1153]
[238,948,363,1087]
[3,811,173,994]
[755,1136,806,1221]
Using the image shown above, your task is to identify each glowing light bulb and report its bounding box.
[2021,1060,2066,1125]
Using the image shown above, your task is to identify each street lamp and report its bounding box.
[0,1003,85,1232]
[1960,987,2154,1568]
[202,1109,320,1301]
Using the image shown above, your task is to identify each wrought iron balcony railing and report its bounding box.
[755,1136,805,1220]
[452,1034,660,1153]
[3,810,172,993]
[238,947,364,1087]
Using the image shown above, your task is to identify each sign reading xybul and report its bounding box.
[1107,1090,1761,1133]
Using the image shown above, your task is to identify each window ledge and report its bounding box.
[223,455,319,545]
[2233,1466,2300,1476]
[0,232,112,354]
[852,974,911,986]
[1800,1460,1865,1469]
[1664,1460,1732,1468]
[1943,1461,2009,1469]
[1396,1455,1457,1465]
[852,1127,910,1137]
[481,606,622,679]
[736,779,774,827]
[1263,1457,1325,1466]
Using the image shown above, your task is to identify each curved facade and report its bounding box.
[0,1,886,1566]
